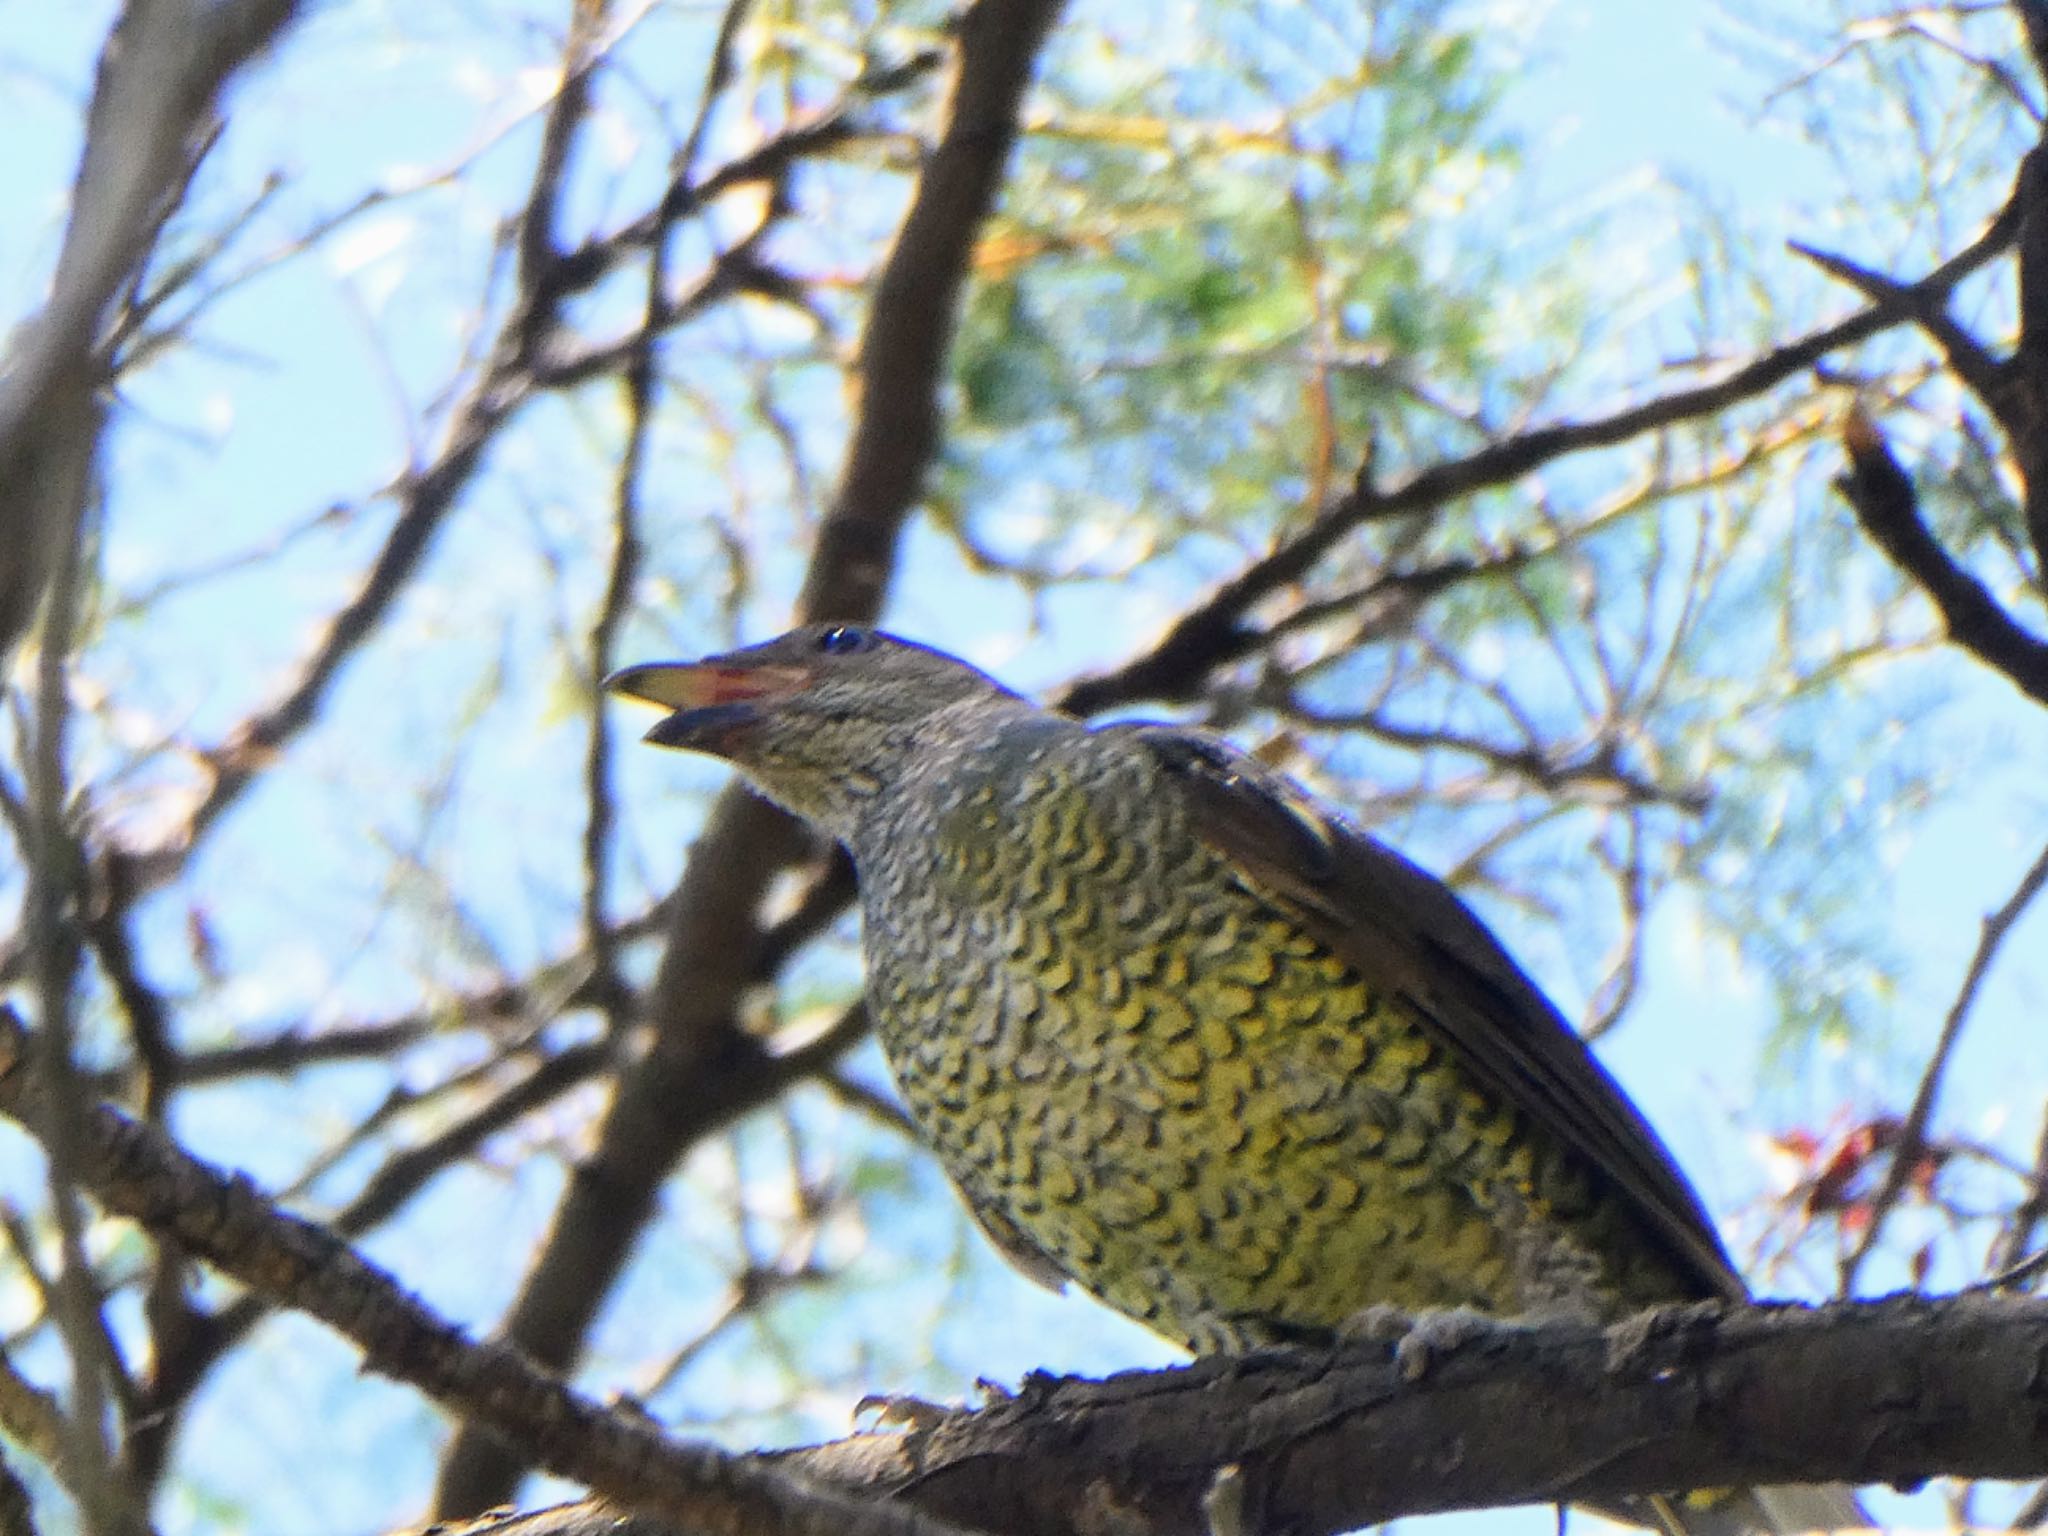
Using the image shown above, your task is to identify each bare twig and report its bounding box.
[1836,409,2048,709]
[1994,1104,2048,1277]
[515,0,616,298]
[1839,834,2048,1293]
[579,9,665,1003]
[127,1035,617,1486]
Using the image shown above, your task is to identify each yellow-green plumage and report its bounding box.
[859,717,1687,1350]
[609,625,1866,1535]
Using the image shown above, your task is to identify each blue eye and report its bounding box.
[817,625,868,655]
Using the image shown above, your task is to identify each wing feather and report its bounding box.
[1126,725,1746,1304]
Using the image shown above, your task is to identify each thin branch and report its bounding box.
[1836,408,2048,708]
[1789,238,2014,426]
[25,487,148,1536]
[184,368,535,849]
[579,45,665,999]
[79,897,176,1122]
[1061,204,2021,716]
[0,1349,66,1481]
[515,0,616,297]
[0,0,307,666]
[675,0,756,186]
[0,1450,34,1536]
[127,1036,618,1486]
[113,27,870,908]
[1839,833,2048,1293]
[1994,1102,2048,1276]
[1279,704,1708,814]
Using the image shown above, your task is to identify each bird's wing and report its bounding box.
[1123,725,1747,1304]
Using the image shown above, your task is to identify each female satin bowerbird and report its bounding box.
[610,623,1864,1536]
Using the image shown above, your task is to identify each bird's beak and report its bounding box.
[604,660,810,751]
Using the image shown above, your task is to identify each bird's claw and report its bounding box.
[1339,1304,1502,1381]
[853,1390,955,1432]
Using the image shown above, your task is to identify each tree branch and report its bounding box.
[1836,408,2048,709]
[0,0,304,667]
[12,1013,2039,1536]
[1062,203,2020,716]
[0,1008,974,1536]
[784,1295,2044,1535]
[385,1294,2048,1536]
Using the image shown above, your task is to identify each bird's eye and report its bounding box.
[817,625,868,655]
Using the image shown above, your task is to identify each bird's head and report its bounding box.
[606,624,1025,838]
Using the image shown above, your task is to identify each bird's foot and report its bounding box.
[1338,1303,1504,1382]
[853,1376,1014,1432]
[1600,1298,1721,1373]
[852,1390,956,1432]
[1334,1301,1417,1344]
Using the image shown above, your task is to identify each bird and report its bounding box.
[609,622,1865,1535]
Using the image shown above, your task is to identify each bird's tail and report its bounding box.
[1650,1482,1870,1535]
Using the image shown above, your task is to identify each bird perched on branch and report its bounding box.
[610,623,1865,1536]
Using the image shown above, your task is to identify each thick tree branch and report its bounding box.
[783,1294,2045,1534]
[1837,409,2048,709]
[381,1294,2048,1536]
[792,0,1064,623]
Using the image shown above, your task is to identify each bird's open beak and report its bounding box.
[604,660,810,751]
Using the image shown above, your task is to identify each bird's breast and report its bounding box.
[853,741,1678,1350]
